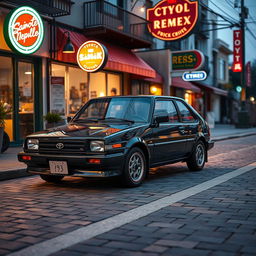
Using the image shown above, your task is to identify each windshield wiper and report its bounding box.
[100,117,134,123]
[73,118,98,123]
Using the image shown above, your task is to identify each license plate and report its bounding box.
[49,161,68,174]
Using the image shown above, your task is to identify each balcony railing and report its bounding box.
[0,0,72,16]
[83,1,153,48]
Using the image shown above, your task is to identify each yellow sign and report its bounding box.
[77,40,108,72]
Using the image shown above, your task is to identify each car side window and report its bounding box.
[175,101,196,123]
[154,100,179,123]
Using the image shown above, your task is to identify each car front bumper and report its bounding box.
[18,152,124,177]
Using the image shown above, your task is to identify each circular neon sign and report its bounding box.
[4,6,44,54]
[77,41,108,72]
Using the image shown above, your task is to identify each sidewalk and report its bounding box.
[0,124,256,181]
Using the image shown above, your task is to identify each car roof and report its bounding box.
[93,95,185,101]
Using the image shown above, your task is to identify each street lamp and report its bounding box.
[62,31,75,53]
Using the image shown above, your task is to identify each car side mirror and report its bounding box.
[155,115,169,124]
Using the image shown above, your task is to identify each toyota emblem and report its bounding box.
[56,143,64,149]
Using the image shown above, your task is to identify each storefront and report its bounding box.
[50,63,122,116]
[48,27,156,117]
[0,6,47,145]
[0,3,157,145]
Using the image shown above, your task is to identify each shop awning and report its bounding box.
[171,77,201,93]
[57,28,156,78]
[193,82,228,96]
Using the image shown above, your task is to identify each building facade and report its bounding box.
[0,0,160,145]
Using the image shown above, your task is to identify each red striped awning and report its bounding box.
[57,28,156,78]
[171,77,201,93]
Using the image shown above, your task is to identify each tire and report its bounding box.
[1,132,10,153]
[121,147,147,187]
[186,141,206,172]
[40,174,64,183]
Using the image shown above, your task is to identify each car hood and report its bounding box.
[28,122,141,138]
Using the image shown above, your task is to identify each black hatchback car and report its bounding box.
[18,96,214,187]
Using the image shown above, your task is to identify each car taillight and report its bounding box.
[88,159,101,164]
[22,156,31,161]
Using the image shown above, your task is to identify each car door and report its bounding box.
[151,99,186,165]
[175,100,199,155]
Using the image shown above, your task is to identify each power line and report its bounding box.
[199,2,238,26]
[208,0,239,24]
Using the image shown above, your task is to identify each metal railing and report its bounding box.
[83,0,152,43]
[0,0,72,16]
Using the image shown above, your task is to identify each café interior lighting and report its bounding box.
[63,31,75,53]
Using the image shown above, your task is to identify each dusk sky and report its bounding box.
[209,0,256,63]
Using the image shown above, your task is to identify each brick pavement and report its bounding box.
[0,136,256,255]
[51,169,256,256]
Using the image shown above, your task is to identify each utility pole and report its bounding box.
[240,0,248,102]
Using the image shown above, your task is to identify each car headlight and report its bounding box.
[27,139,39,150]
[90,141,105,152]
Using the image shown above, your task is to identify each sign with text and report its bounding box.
[4,6,44,54]
[182,71,207,81]
[77,41,108,72]
[147,0,198,41]
[233,30,243,72]
[172,50,204,71]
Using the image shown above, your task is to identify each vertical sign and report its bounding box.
[246,61,251,87]
[233,30,243,72]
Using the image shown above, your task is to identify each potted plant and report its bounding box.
[0,102,12,153]
[44,112,64,129]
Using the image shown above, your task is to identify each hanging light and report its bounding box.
[62,31,75,53]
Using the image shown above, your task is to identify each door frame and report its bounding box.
[0,51,43,146]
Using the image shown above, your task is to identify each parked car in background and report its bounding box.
[18,96,214,187]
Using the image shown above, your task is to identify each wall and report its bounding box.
[136,49,171,95]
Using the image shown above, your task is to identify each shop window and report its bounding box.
[218,58,226,81]
[69,67,88,114]
[131,80,150,95]
[18,62,34,139]
[107,73,121,96]
[51,64,65,115]
[51,64,89,116]
[176,100,195,123]
[0,56,13,141]
[90,72,106,98]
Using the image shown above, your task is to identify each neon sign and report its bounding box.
[4,6,44,54]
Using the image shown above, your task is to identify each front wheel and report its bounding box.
[186,141,206,171]
[121,147,147,187]
[40,174,64,183]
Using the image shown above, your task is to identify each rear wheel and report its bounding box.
[40,174,64,183]
[186,141,206,171]
[122,147,147,187]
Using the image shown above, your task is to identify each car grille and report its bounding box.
[39,139,88,154]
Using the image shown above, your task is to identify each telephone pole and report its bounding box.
[240,0,248,102]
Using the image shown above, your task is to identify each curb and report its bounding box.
[212,132,256,142]
[0,168,33,181]
[0,132,256,182]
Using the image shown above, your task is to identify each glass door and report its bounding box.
[18,61,34,139]
[0,56,13,141]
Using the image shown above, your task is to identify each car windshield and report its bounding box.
[74,97,151,123]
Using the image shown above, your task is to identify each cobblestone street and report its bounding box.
[1,135,256,256]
